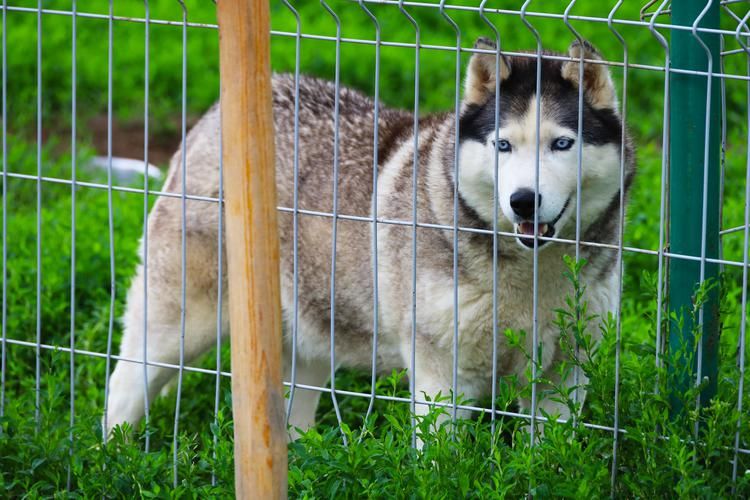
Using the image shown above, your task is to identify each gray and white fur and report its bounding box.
[105,39,635,437]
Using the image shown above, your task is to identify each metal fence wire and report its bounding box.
[1,0,749,495]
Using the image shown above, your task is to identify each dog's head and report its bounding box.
[456,38,632,251]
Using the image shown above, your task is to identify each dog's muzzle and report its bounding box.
[513,197,570,249]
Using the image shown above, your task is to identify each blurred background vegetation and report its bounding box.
[1,0,749,496]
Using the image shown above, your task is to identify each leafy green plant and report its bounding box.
[3,0,750,496]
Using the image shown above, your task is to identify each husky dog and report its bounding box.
[105,38,634,437]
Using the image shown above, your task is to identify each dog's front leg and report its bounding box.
[405,340,482,446]
[283,353,329,441]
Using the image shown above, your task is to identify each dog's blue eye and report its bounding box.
[552,137,574,151]
[493,139,512,153]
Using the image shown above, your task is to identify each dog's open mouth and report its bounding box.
[514,222,555,248]
[513,197,571,249]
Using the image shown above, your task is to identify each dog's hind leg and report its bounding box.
[105,265,174,435]
[105,260,227,437]
[106,194,228,436]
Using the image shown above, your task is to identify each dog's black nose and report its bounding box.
[510,189,542,219]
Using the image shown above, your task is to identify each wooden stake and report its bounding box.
[217,0,286,497]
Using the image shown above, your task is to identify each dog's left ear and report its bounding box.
[561,40,617,110]
[464,37,510,105]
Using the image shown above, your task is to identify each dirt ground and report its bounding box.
[87,114,199,168]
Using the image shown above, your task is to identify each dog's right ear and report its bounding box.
[464,37,510,105]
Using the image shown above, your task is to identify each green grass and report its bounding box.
[2,0,750,497]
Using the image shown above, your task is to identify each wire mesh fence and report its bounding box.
[1,0,749,496]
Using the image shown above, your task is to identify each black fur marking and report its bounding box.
[474,36,497,50]
[377,112,418,167]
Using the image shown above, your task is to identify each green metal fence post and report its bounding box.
[668,0,722,417]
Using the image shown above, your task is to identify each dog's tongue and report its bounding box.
[519,222,548,236]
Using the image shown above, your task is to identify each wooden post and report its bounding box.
[216,0,287,497]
